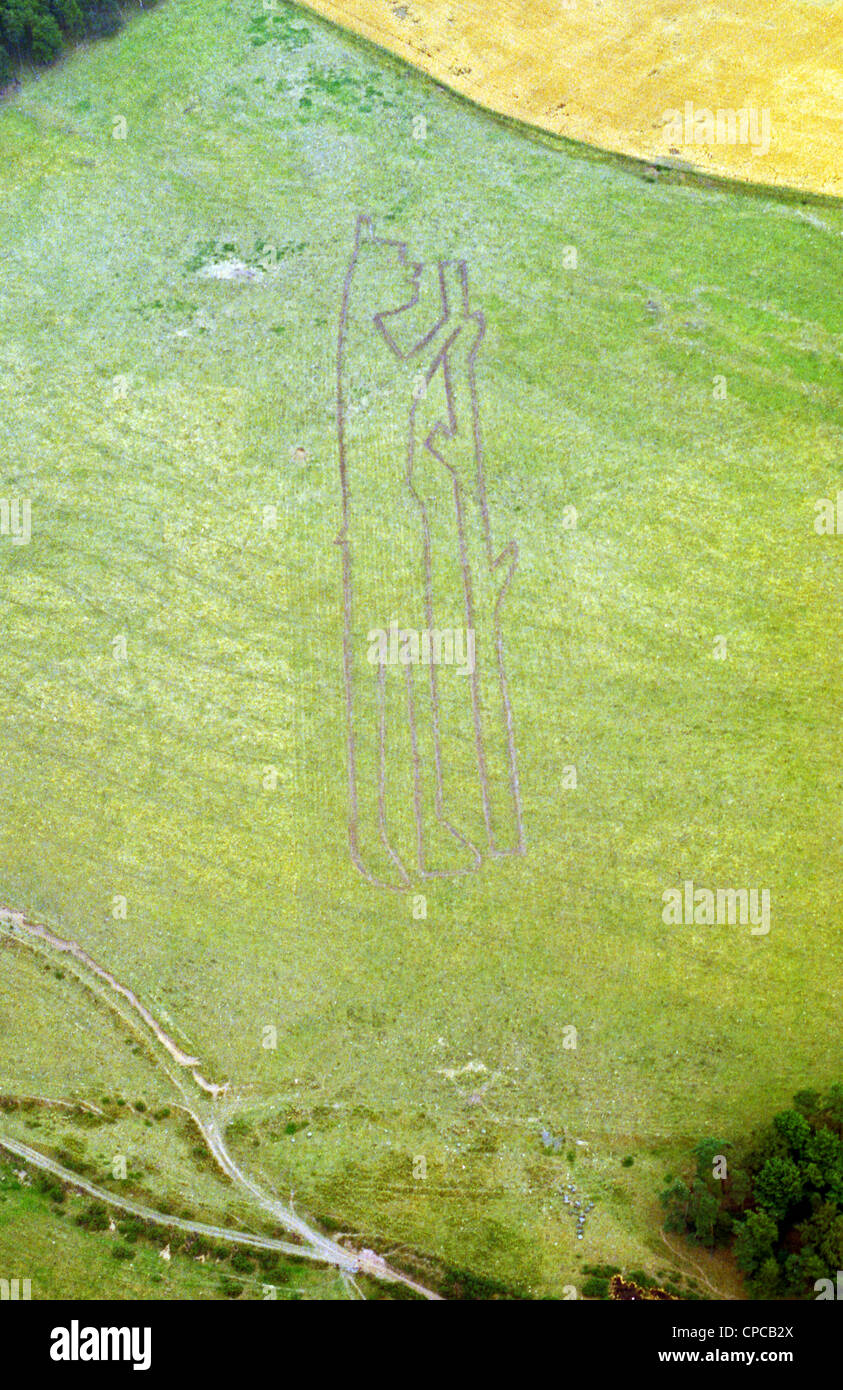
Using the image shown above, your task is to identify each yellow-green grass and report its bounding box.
[0,1158,350,1299]
[295,0,843,200]
[0,942,176,1103]
[0,0,842,1296]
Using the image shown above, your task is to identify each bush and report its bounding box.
[581,1275,610,1299]
[117,1217,147,1243]
[75,1201,109,1231]
[230,1250,256,1275]
[36,1175,65,1203]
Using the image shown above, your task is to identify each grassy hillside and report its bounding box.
[0,1157,353,1299]
[1,0,842,1297]
[298,0,843,199]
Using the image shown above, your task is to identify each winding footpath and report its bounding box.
[0,1134,315,1262]
[0,907,441,1301]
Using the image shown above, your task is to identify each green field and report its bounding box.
[1,0,842,1299]
[0,1154,359,1300]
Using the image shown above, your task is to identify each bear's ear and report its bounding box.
[355,215,375,247]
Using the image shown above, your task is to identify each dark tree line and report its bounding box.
[661,1086,843,1298]
[0,1,156,86]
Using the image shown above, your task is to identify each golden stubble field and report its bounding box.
[299,0,843,198]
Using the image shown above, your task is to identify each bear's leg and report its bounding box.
[346,654,412,891]
[406,660,482,878]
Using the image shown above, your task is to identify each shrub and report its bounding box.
[581,1275,610,1299]
[117,1217,146,1243]
[75,1201,109,1231]
[230,1250,256,1275]
[36,1176,65,1203]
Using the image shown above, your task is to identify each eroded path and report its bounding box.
[0,1134,319,1263]
[0,907,441,1300]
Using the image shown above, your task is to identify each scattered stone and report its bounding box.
[196,259,260,283]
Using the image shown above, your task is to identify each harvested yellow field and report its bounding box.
[299,0,843,198]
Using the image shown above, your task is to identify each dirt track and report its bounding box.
[298,0,843,199]
[0,907,441,1299]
